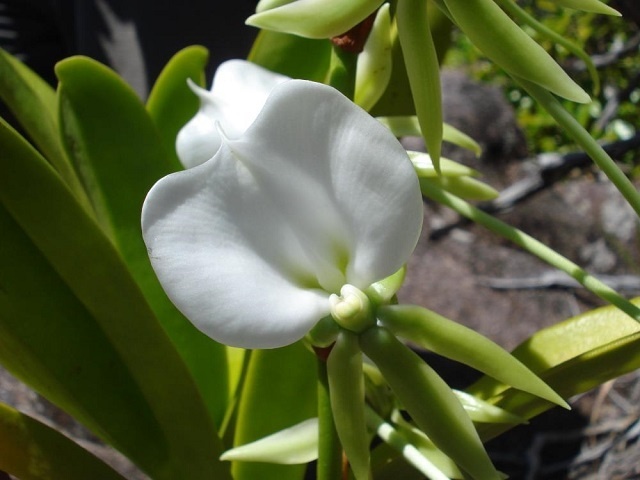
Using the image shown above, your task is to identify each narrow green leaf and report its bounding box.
[377,116,482,157]
[378,305,567,408]
[0,48,88,206]
[409,151,479,178]
[0,118,228,480]
[327,331,370,480]
[55,56,229,427]
[397,0,443,170]
[233,343,317,480]
[221,418,318,464]
[147,45,209,165]
[0,402,126,480]
[442,0,590,103]
[248,29,331,81]
[468,298,640,403]
[360,327,501,480]
[421,175,499,201]
[551,0,620,16]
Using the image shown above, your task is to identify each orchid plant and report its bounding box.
[1,1,639,480]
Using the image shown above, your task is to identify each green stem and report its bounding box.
[520,79,640,219]
[421,179,640,322]
[316,357,343,480]
[327,45,358,99]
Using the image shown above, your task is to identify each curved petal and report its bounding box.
[176,60,289,168]
[143,80,422,348]
[230,80,423,290]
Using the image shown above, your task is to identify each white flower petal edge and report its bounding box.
[175,59,289,169]
[143,80,423,349]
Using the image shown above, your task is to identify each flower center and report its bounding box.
[329,285,375,333]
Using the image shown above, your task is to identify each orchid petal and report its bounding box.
[176,60,289,169]
[143,80,423,348]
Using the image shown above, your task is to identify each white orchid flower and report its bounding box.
[142,79,423,349]
[175,59,289,169]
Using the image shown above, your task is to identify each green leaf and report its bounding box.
[378,305,567,408]
[233,343,317,480]
[0,402,126,480]
[360,327,501,480]
[221,418,319,464]
[147,45,209,165]
[245,0,382,39]
[248,30,331,82]
[421,176,499,201]
[551,0,620,16]
[397,0,443,170]
[327,331,370,480]
[55,56,229,427]
[0,48,88,206]
[468,300,640,434]
[442,0,590,103]
[0,118,229,480]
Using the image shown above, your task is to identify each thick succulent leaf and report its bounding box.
[442,0,590,103]
[55,56,228,427]
[0,402,126,480]
[0,118,228,480]
[468,299,640,433]
[146,45,209,165]
[232,343,316,480]
[397,0,443,170]
[0,49,87,205]
[221,418,318,464]
[360,327,501,480]
[378,305,567,408]
[249,29,331,82]
[409,152,479,178]
[246,0,383,39]
[327,331,370,480]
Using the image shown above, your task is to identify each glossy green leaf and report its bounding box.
[360,327,501,480]
[56,56,228,427]
[0,118,228,480]
[146,45,209,165]
[248,29,331,81]
[221,418,318,464]
[233,342,317,480]
[442,0,590,103]
[0,402,126,480]
[468,299,640,430]
[327,331,370,480]
[397,0,443,170]
[378,305,567,408]
[0,49,87,206]
[454,390,525,425]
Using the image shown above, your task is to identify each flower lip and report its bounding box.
[143,79,423,349]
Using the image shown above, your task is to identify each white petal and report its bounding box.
[143,80,422,348]
[176,60,289,169]
[229,80,423,289]
[142,153,331,348]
